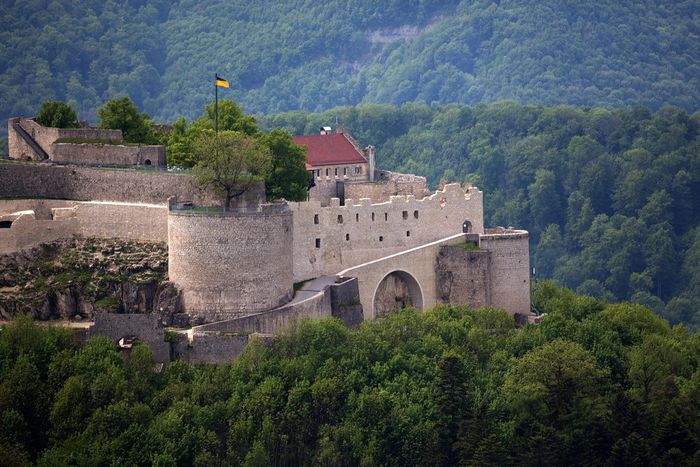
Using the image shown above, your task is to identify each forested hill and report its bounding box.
[2,0,700,127]
[262,103,700,330]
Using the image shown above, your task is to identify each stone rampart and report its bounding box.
[52,143,166,167]
[0,161,264,207]
[436,245,491,308]
[479,230,531,314]
[87,313,171,364]
[291,183,484,282]
[171,332,252,364]
[168,203,294,323]
[0,199,168,254]
[9,118,167,167]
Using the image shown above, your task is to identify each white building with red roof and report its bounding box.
[292,127,375,184]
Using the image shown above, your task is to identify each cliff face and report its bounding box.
[0,237,184,324]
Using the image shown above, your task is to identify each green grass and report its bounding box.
[455,242,481,252]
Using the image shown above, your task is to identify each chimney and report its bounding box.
[364,145,376,182]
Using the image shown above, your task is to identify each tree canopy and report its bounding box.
[193,130,272,210]
[1,0,699,132]
[35,101,79,128]
[1,287,698,465]
[97,97,159,144]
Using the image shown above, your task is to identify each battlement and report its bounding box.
[290,183,485,281]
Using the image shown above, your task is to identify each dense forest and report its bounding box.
[262,103,700,330]
[2,0,700,130]
[0,287,698,466]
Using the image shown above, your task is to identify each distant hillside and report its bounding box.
[2,0,699,127]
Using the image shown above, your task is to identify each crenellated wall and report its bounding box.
[290,183,484,282]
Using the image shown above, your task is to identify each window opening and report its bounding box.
[314,214,319,224]
[315,238,321,248]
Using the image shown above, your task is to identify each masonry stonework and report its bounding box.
[436,245,492,308]
[479,230,531,314]
[291,183,484,282]
[167,203,294,323]
[0,161,264,207]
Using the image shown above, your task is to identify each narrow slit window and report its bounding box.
[355,213,359,222]
[371,212,375,221]
[402,210,408,220]
[413,210,419,219]
[345,233,350,241]
[337,215,343,224]
[406,231,410,237]
[314,214,319,224]
[379,236,383,242]
[384,212,388,221]
[315,238,321,248]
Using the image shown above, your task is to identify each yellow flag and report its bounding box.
[215,77,230,88]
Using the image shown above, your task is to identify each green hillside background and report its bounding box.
[2,0,700,127]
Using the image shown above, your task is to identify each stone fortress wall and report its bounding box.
[167,201,294,323]
[9,118,166,167]
[291,183,484,282]
[0,199,168,254]
[0,161,264,207]
[479,229,531,314]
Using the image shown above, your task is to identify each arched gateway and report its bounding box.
[372,270,423,318]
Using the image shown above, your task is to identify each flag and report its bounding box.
[215,75,230,88]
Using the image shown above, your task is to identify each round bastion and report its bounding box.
[168,202,294,323]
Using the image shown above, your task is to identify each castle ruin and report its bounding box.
[1,120,533,363]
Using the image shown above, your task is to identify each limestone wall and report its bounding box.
[0,199,168,254]
[479,230,531,314]
[168,203,294,323]
[436,246,491,308]
[291,183,484,282]
[172,333,252,364]
[87,313,171,364]
[75,202,168,243]
[0,161,264,207]
[344,173,428,203]
[51,143,166,167]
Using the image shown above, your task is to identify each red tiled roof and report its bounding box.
[293,133,368,167]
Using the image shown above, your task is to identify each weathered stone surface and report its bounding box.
[153,281,185,326]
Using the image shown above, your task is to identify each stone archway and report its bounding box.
[372,270,423,318]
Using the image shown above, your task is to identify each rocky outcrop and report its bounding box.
[0,237,179,322]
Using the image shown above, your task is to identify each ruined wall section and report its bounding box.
[0,161,264,207]
[479,230,531,314]
[436,245,491,308]
[168,203,294,323]
[291,183,483,282]
[344,172,429,203]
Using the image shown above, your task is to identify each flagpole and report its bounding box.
[215,73,219,135]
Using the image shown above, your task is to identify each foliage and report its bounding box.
[35,101,79,128]
[2,0,700,132]
[97,97,160,144]
[262,102,700,329]
[192,130,272,210]
[165,99,308,201]
[263,130,310,201]
[1,291,699,465]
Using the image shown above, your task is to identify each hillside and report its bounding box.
[1,290,698,465]
[2,0,699,129]
[261,102,700,329]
